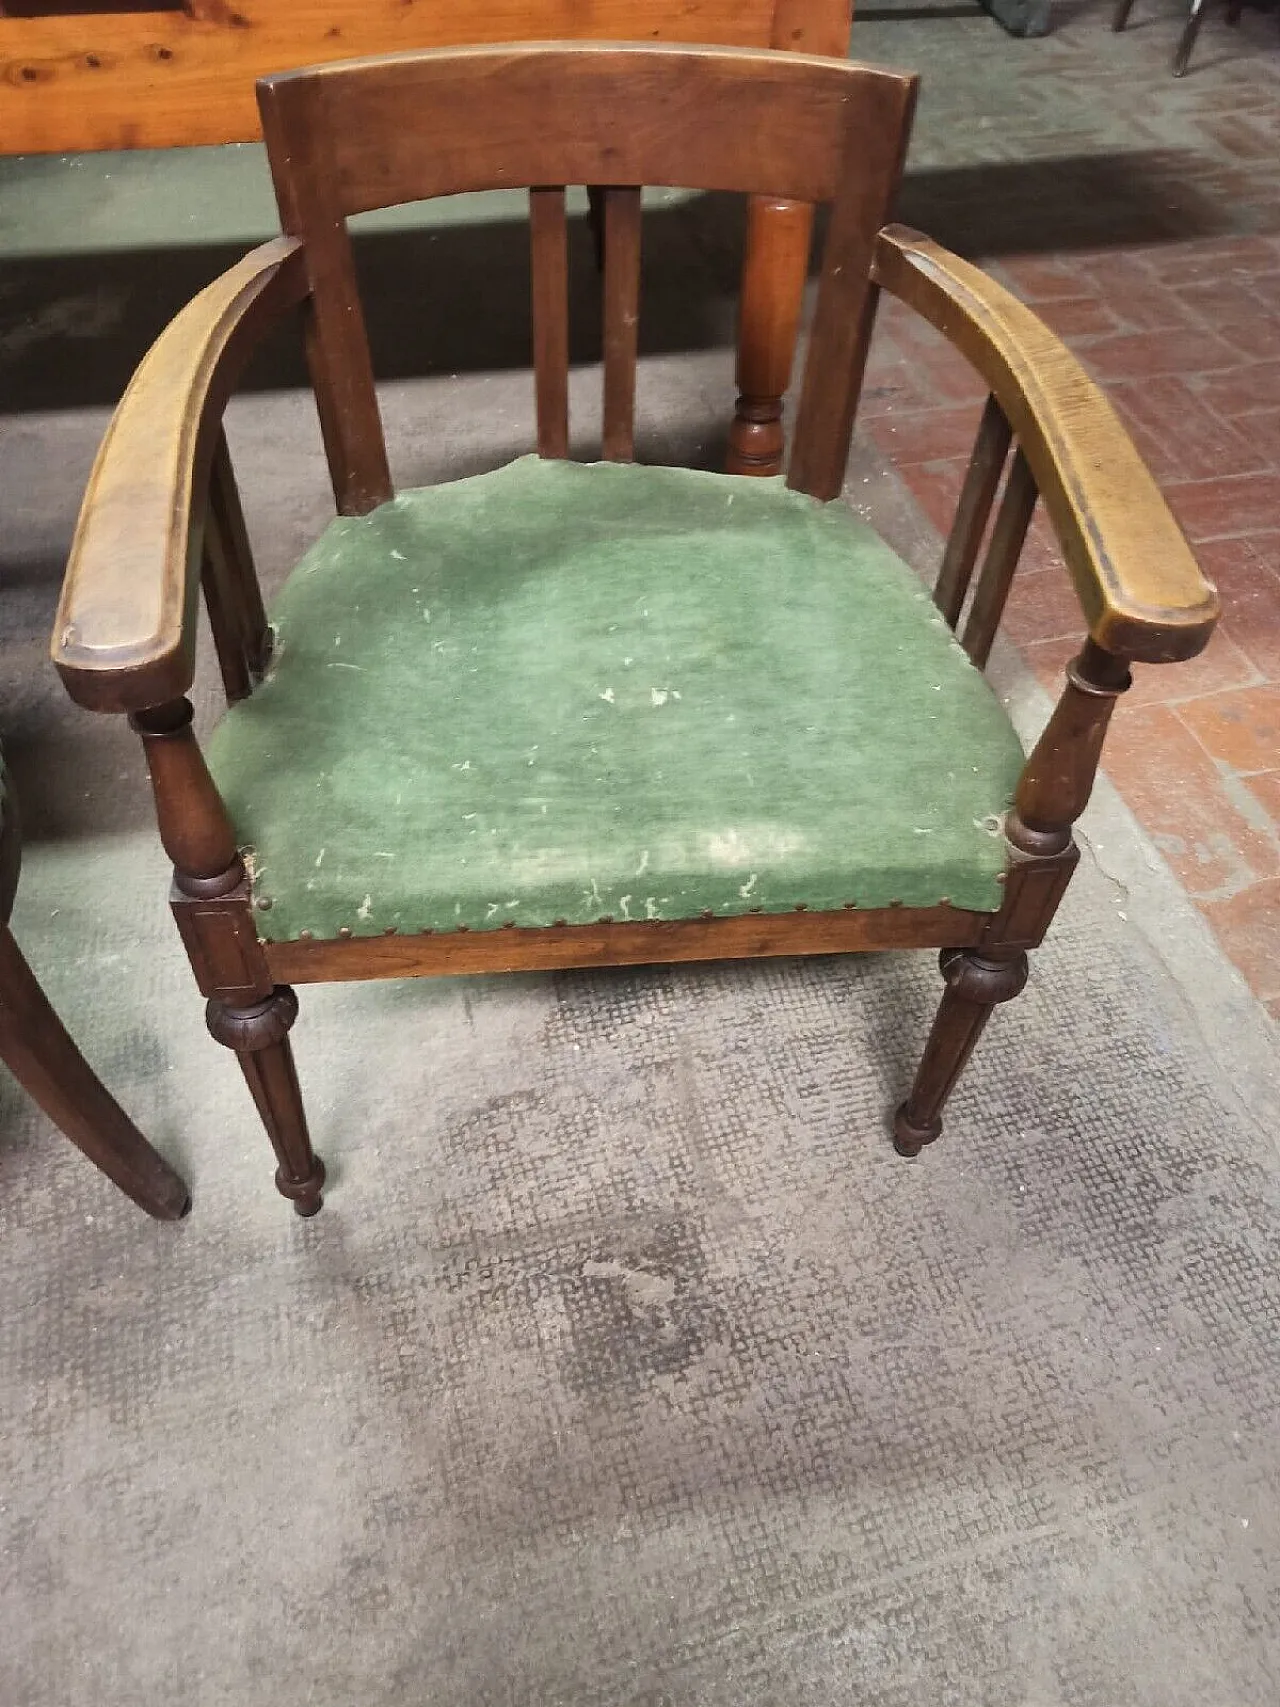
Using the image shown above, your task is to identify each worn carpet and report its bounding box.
[2,801,1279,1703]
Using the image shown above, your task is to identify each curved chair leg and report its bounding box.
[1112,0,1137,29]
[1173,0,1210,74]
[206,986,325,1216]
[893,947,1030,1156]
[0,925,190,1219]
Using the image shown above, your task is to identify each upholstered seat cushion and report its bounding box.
[206,457,1025,941]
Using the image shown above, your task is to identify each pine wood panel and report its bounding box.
[0,0,781,153]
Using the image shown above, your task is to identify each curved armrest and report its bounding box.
[872,226,1218,664]
[52,238,308,714]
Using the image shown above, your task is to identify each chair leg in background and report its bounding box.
[893,947,1030,1157]
[1111,0,1137,29]
[206,985,325,1216]
[1173,0,1210,73]
[0,925,191,1219]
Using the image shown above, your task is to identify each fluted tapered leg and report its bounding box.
[207,986,325,1216]
[893,948,1030,1156]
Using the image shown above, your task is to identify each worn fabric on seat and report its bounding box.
[206,457,1024,941]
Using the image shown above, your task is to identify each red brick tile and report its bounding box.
[1030,297,1123,340]
[1022,628,1259,710]
[1202,116,1280,162]
[871,403,987,468]
[1098,706,1280,901]
[1080,326,1241,383]
[1243,769,1280,825]
[1073,252,1199,334]
[1167,472,1280,543]
[1001,567,1085,647]
[861,340,940,419]
[888,316,988,406]
[1195,535,1280,678]
[895,460,966,539]
[1192,362,1280,419]
[1201,878,1280,1001]
[1108,377,1270,484]
[1177,280,1280,362]
[995,255,1091,303]
[1141,236,1280,289]
[1178,684,1280,775]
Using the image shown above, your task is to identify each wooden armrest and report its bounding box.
[52,238,308,714]
[872,226,1219,664]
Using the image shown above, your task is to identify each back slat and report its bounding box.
[787,70,918,501]
[259,78,391,516]
[529,187,571,458]
[258,45,902,215]
[961,446,1038,669]
[934,394,1012,628]
[601,187,642,462]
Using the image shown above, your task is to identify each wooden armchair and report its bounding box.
[51,45,1217,1217]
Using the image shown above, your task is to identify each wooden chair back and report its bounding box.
[256,44,917,515]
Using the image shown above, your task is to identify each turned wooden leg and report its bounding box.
[0,925,191,1219]
[893,638,1131,1159]
[206,986,325,1216]
[726,197,814,477]
[893,948,1030,1156]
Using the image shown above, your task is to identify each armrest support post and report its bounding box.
[129,700,242,896]
[1007,638,1132,857]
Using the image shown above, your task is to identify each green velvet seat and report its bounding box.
[207,457,1025,943]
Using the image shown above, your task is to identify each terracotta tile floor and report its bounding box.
[853,0,1280,1016]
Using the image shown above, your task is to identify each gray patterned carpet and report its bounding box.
[2,816,1279,1704]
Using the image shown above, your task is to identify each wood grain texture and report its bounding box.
[787,69,918,501]
[265,904,989,985]
[259,45,894,216]
[933,394,1012,628]
[601,186,642,461]
[258,82,391,514]
[130,698,241,885]
[724,0,850,476]
[0,0,780,154]
[529,187,570,459]
[960,444,1038,669]
[51,237,307,713]
[209,428,273,677]
[1008,638,1132,857]
[726,196,816,476]
[872,226,1220,664]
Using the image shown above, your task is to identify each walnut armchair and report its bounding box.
[51,45,1217,1217]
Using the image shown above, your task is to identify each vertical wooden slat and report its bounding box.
[601,186,642,462]
[788,74,918,501]
[201,513,253,707]
[258,78,391,516]
[934,394,1013,628]
[529,187,570,459]
[961,446,1038,669]
[209,428,273,675]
